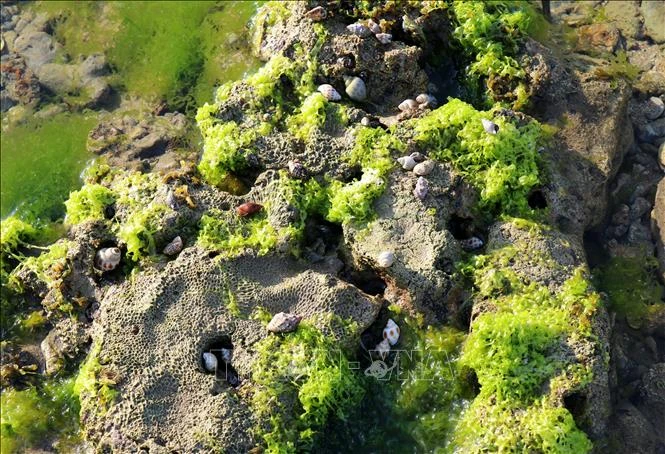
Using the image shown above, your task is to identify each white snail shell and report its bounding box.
[482,118,499,134]
[397,156,417,170]
[398,99,419,112]
[95,247,121,271]
[163,236,183,256]
[346,23,372,38]
[220,348,233,364]
[367,19,382,34]
[383,319,400,346]
[343,76,367,102]
[410,152,426,162]
[413,160,435,176]
[375,33,392,44]
[317,84,341,101]
[416,93,437,106]
[377,251,395,268]
[460,236,484,251]
[304,6,327,21]
[202,352,218,372]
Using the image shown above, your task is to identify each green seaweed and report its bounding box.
[117,203,169,262]
[0,377,81,453]
[286,93,348,141]
[412,98,543,215]
[74,342,118,419]
[251,321,364,453]
[64,184,115,225]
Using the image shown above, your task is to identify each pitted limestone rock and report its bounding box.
[83,247,381,452]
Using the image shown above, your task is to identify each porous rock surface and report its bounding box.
[83,247,380,452]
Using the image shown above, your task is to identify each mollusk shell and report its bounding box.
[410,152,426,162]
[317,84,341,101]
[481,118,499,134]
[267,312,302,333]
[413,160,435,176]
[166,189,178,210]
[304,6,326,21]
[416,93,436,106]
[367,19,382,34]
[414,176,428,200]
[375,338,390,359]
[220,348,233,364]
[236,202,263,217]
[163,236,183,256]
[95,247,121,271]
[397,155,417,170]
[288,160,307,179]
[398,99,418,111]
[460,236,484,251]
[375,33,392,44]
[377,251,395,268]
[346,23,372,38]
[343,76,367,101]
[202,352,218,372]
[383,319,400,346]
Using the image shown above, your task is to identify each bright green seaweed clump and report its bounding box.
[74,342,118,420]
[64,184,115,225]
[286,92,348,141]
[413,98,542,215]
[453,241,599,453]
[251,321,364,453]
[1,217,38,281]
[0,377,81,453]
[451,0,532,108]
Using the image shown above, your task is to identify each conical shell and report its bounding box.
[375,33,392,44]
[481,118,499,134]
[317,84,341,101]
[267,312,302,333]
[367,19,382,34]
[95,247,121,271]
[414,176,428,200]
[410,152,426,162]
[398,99,418,111]
[413,160,435,176]
[383,319,400,346]
[343,76,366,101]
[377,251,395,268]
[460,236,484,251]
[416,93,436,105]
[304,6,326,21]
[202,352,217,372]
[397,156,417,170]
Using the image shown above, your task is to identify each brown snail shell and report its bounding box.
[236,202,263,217]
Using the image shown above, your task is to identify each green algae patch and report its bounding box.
[453,243,599,453]
[117,203,169,262]
[74,342,118,420]
[64,184,115,225]
[0,377,81,453]
[412,98,543,216]
[286,92,348,141]
[595,255,664,327]
[251,322,364,453]
[0,112,96,220]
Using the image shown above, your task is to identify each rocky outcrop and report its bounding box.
[653,179,665,282]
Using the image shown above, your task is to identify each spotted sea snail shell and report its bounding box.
[343,76,367,102]
[95,247,121,271]
[346,23,373,38]
[410,152,426,162]
[317,84,341,101]
[460,236,484,251]
[414,176,428,200]
[163,236,183,256]
[383,319,400,346]
[267,312,302,333]
[413,160,435,176]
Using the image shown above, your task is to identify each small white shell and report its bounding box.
[414,176,428,200]
[375,338,390,359]
[413,160,435,176]
[220,348,233,364]
[267,312,302,333]
[346,23,372,38]
[481,118,499,134]
[367,19,382,34]
[383,319,400,346]
[375,33,392,44]
[304,6,326,21]
[95,247,121,271]
[397,156,417,170]
[343,76,367,101]
[377,251,395,268]
[416,93,434,104]
[460,236,484,251]
[398,99,418,111]
[202,352,217,372]
[317,84,341,101]
[163,236,183,256]
[166,189,178,210]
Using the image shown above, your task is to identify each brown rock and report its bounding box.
[651,178,665,283]
[576,23,623,55]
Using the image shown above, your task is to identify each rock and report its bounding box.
[35,63,77,94]
[612,204,631,225]
[12,30,58,70]
[638,117,665,143]
[641,0,665,43]
[630,197,652,220]
[604,1,642,40]
[40,319,90,375]
[652,179,665,282]
[0,53,41,110]
[645,96,665,121]
[610,402,657,453]
[659,142,665,171]
[627,221,652,245]
[638,363,665,441]
[575,23,623,55]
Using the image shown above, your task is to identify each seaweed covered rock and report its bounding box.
[80,247,380,451]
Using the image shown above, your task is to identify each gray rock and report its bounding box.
[659,142,665,171]
[13,30,58,69]
[642,0,665,43]
[40,319,90,375]
[35,63,77,94]
[652,179,665,282]
[645,96,665,121]
[627,221,652,244]
[638,117,665,143]
[612,204,631,225]
[630,197,652,220]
